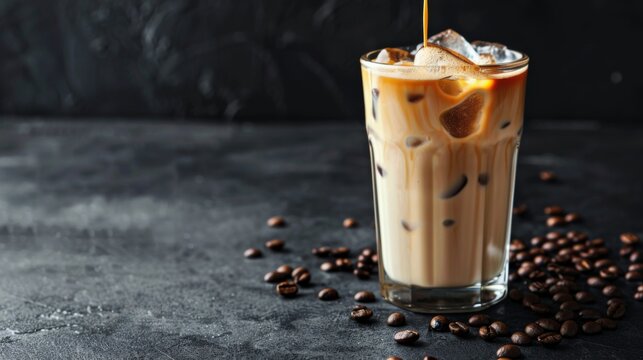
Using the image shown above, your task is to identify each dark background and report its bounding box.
[1,0,641,121]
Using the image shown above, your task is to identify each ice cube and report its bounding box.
[440,92,485,138]
[429,29,481,63]
[471,41,519,64]
[375,48,412,64]
[413,44,475,67]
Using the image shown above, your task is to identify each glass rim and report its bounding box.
[360,45,529,74]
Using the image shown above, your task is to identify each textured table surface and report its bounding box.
[0,119,641,360]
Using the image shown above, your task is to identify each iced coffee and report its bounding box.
[361,28,528,312]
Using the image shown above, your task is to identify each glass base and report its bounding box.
[380,269,508,313]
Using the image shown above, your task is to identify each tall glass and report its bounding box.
[361,47,529,312]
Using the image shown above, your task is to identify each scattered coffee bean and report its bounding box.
[513,204,528,216]
[343,218,358,228]
[468,314,491,327]
[530,303,551,315]
[430,315,449,332]
[629,263,643,272]
[555,310,575,322]
[422,356,437,360]
[576,259,593,272]
[318,288,339,301]
[547,216,566,227]
[631,251,642,263]
[636,292,643,301]
[265,239,285,250]
[522,293,541,307]
[276,281,298,298]
[479,326,497,341]
[528,282,548,294]
[371,254,379,264]
[353,269,370,280]
[496,344,522,359]
[387,312,406,327]
[575,291,595,304]
[291,267,309,278]
[599,267,619,280]
[387,357,402,360]
[524,322,545,337]
[449,321,470,337]
[267,216,286,228]
[536,318,561,332]
[490,321,509,337]
[607,302,626,319]
[332,246,351,258]
[509,289,523,302]
[553,292,574,303]
[620,246,634,258]
[621,232,640,245]
[293,272,311,286]
[350,305,373,322]
[539,170,557,182]
[537,332,562,347]
[639,284,643,292]
[607,298,625,306]
[511,331,531,345]
[354,291,375,303]
[320,261,338,272]
[244,248,262,258]
[565,212,581,223]
[587,276,606,288]
[312,246,332,257]
[602,285,622,298]
[596,318,617,330]
[560,320,578,338]
[544,205,564,215]
[276,265,293,273]
[394,330,420,345]
[582,321,602,335]
[264,271,290,283]
[625,271,642,281]
[335,258,353,271]
[578,308,601,321]
[546,231,563,240]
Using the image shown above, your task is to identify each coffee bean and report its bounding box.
[318,288,339,301]
[576,259,593,272]
[607,302,626,319]
[621,232,640,245]
[625,271,642,281]
[496,344,522,359]
[524,322,545,337]
[293,272,311,286]
[422,356,438,360]
[276,281,298,298]
[274,265,291,273]
[267,216,286,227]
[335,258,353,271]
[353,269,370,280]
[596,318,617,330]
[620,246,634,257]
[468,314,491,327]
[350,305,373,322]
[631,250,643,263]
[534,255,549,265]
[602,285,622,298]
[560,320,578,338]
[265,239,285,251]
[607,298,625,306]
[341,218,358,229]
[291,267,309,278]
[332,246,351,258]
[449,321,470,337]
[544,205,564,215]
[490,321,509,337]
[515,251,531,262]
[357,254,373,264]
[553,292,574,303]
[582,321,602,335]
[587,276,606,288]
[387,312,406,327]
[636,292,643,301]
[639,284,643,292]
[513,204,528,216]
[243,248,262,258]
[510,239,527,251]
[387,357,402,360]
[542,241,558,252]
[508,272,520,282]
[509,289,523,302]
[522,293,541,307]
[565,213,581,223]
[531,236,546,246]
[539,170,557,182]
[547,216,565,227]
[629,263,643,272]
[548,284,569,295]
[394,330,420,345]
[575,291,595,304]
[511,331,531,345]
[264,271,290,283]
[594,258,612,269]
[578,308,601,321]
[430,315,449,332]
[528,282,548,294]
[537,332,562,347]
[312,246,332,257]
[354,291,375,303]
[536,318,561,332]
[479,326,497,341]
[546,231,563,240]
[530,303,551,315]
[320,261,338,272]
[371,254,379,264]
[599,268,619,280]
[555,310,575,322]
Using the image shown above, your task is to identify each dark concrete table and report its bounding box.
[0,119,641,359]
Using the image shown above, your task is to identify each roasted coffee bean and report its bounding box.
[513,204,528,216]
[621,232,640,245]
[575,291,595,304]
[449,321,470,337]
[350,305,373,322]
[528,282,548,294]
[544,205,564,215]
[568,230,588,242]
[394,330,420,345]
[542,241,558,252]
[264,271,290,283]
[509,289,523,302]
[387,357,402,360]
[539,170,557,182]
[596,318,617,330]
[335,258,353,271]
[357,254,373,264]
[537,332,562,347]
[510,239,526,251]
[515,251,531,262]
[332,246,351,258]
[599,268,619,280]
[531,236,546,246]
[530,303,551,315]
[557,238,571,248]
[312,246,332,257]
[320,261,338,272]
[629,263,643,272]
[548,284,569,295]
[582,321,602,335]
[508,272,520,282]
[631,251,643,263]
[636,292,643,301]
[244,248,262,258]
[576,259,593,272]
[361,247,375,257]
[602,285,622,297]
[353,269,370,280]
[430,315,449,332]
[293,272,311,286]
[524,322,545,337]
[547,216,566,227]
[625,271,642,281]
[522,293,541,307]
[553,292,574,303]
[529,271,547,280]
[607,302,626,319]
[496,344,522,359]
[560,320,578,338]
[267,216,286,227]
[275,265,292,273]
[342,218,358,228]
[565,213,581,223]
[289,267,307,279]
[422,356,437,360]
[639,284,643,292]
[468,314,491,327]
[555,310,575,322]
[265,239,285,250]
[354,291,375,303]
[536,318,561,332]
[511,331,531,345]
[546,231,563,240]
[607,298,625,306]
[546,277,560,287]
[587,276,606,288]
[578,308,601,321]
[490,321,509,337]
[276,281,298,298]
[318,288,339,301]
[534,255,549,265]
[620,246,634,257]
[479,326,497,341]
[355,261,370,270]
[594,259,612,269]
[387,312,406,327]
